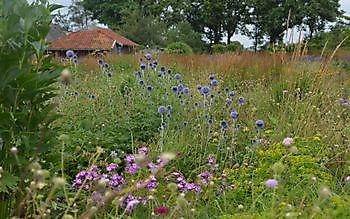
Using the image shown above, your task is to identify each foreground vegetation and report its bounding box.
[1,1,350,218]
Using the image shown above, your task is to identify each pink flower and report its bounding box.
[282,137,293,147]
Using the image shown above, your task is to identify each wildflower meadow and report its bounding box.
[1,1,350,219]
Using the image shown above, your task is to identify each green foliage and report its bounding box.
[0,0,61,217]
[166,42,193,54]
[211,42,243,53]
[211,44,227,53]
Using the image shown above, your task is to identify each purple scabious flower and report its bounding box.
[66,50,74,58]
[158,106,167,114]
[138,147,148,155]
[174,73,181,80]
[201,86,210,95]
[230,111,239,119]
[282,137,293,146]
[106,163,117,172]
[255,120,265,129]
[183,87,190,94]
[265,178,278,188]
[145,53,152,61]
[338,98,346,103]
[238,96,245,104]
[207,155,215,164]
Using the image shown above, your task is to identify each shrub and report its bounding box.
[166,42,193,54]
[0,0,61,217]
[211,44,226,53]
[226,41,244,52]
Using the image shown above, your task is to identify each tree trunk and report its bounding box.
[227,32,233,44]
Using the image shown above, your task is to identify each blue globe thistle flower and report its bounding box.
[167,69,172,74]
[66,50,74,58]
[197,85,202,90]
[225,87,229,92]
[73,91,79,96]
[229,91,235,97]
[211,79,218,86]
[230,111,239,119]
[194,102,199,107]
[172,86,178,92]
[209,74,215,80]
[183,121,188,126]
[174,73,181,80]
[158,106,167,114]
[107,72,112,77]
[153,60,158,66]
[103,63,109,69]
[226,99,233,105]
[220,120,228,129]
[61,57,65,62]
[238,96,245,104]
[146,85,153,91]
[139,80,145,85]
[210,94,215,98]
[177,83,184,90]
[139,58,143,62]
[183,87,190,94]
[73,58,78,64]
[203,100,209,106]
[160,66,166,72]
[140,63,146,70]
[207,119,213,125]
[167,105,172,110]
[235,124,241,129]
[145,53,152,61]
[255,120,264,128]
[201,86,210,95]
[157,71,163,77]
[178,95,182,99]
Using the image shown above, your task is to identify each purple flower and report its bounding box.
[265,178,278,188]
[338,98,346,103]
[197,85,202,90]
[198,171,212,184]
[255,120,265,129]
[209,74,215,80]
[201,86,210,95]
[282,137,293,146]
[220,120,228,129]
[229,91,235,97]
[138,147,148,155]
[174,73,181,80]
[146,85,153,91]
[238,96,245,104]
[140,63,146,70]
[183,87,190,94]
[158,106,167,114]
[106,163,117,172]
[230,111,239,119]
[66,50,74,58]
[208,155,215,164]
[211,79,218,86]
[145,53,152,61]
[160,66,166,72]
[154,206,169,215]
[126,199,140,213]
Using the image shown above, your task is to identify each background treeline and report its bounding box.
[53,0,350,52]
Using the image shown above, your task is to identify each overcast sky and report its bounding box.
[32,0,350,47]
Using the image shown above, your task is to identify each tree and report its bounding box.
[223,0,248,44]
[52,10,70,31]
[302,0,342,39]
[68,0,94,31]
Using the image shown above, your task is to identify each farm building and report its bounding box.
[48,26,138,57]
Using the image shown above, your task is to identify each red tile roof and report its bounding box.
[49,26,138,50]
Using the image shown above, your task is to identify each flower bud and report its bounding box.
[318,185,331,199]
[10,147,18,155]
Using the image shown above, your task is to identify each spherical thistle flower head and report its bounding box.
[265,178,278,188]
[73,58,78,64]
[153,60,158,66]
[172,86,178,92]
[197,85,202,90]
[220,120,228,129]
[211,79,218,86]
[225,87,230,92]
[229,91,235,97]
[343,102,350,107]
[201,86,210,95]
[139,80,145,86]
[160,66,166,72]
[238,96,245,104]
[145,53,152,61]
[255,120,265,129]
[146,85,153,91]
[157,71,163,77]
[177,83,184,91]
[207,119,213,125]
[210,94,215,99]
[66,50,74,58]
[174,73,181,80]
[97,59,104,65]
[194,102,199,107]
[107,72,112,78]
[167,69,172,74]
[183,87,190,94]
[158,106,167,114]
[230,111,239,119]
[209,73,215,81]
[167,105,172,110]
[140,63,146,70]
[282,137,293,147]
